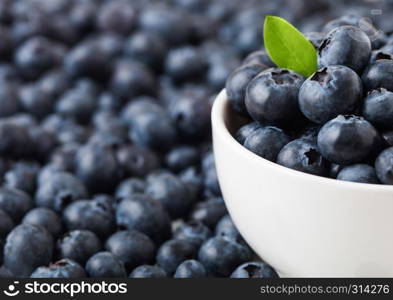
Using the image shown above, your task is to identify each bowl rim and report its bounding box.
[212,89,393,192]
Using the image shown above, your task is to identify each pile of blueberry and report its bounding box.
[228,14,393,185]
[0,0,307,279]
[0,0,390,279]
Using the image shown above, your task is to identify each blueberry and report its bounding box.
[97,0,136,35]
[50,143,79,172]
[35,172,88,212]
[121,97,162,121]
[0,187,33,222]
[56,87,96,125]
[375,147,393,184]
[115,178,146,199]
[179,167,203,198]
[317,115,380,165]
[156,239,199,275]
[363,88,393,129]
[75,144,120,194]
[173,221,212,248]
[124,31,167,70]
[37,164,64,185]
[146,171,194,219]
[31,259,85,278]
[64,40,111,81]
[362,59,393,92]
[110,60,155,99]
[215,215,242,242]
[277,139,329,176]
[57,230,102,265]
[169,89,212,140]
[174,260,207,278]
[322,14,384,50]
[243,126,290,162]
[63,199,115,239]
[337,164,379,184]
[246,69,304,124]
[85,252,126,278]
[198,237,251,277]
[19,84,53,120]
[129,265,167,278]
[166,146,199,173]
[105,230,156,272]
[299,66,363,124]
[189,198,227,229]
[165,46,207,82]
[116,194,171,245]
[225,64,266,116]
[116,145,160,178]
[22,208,63,238]
[231,262,279,278]
[4,224,53,277]
[318,26,371,73]
[0,209,13,239]
[14,36,59,79]
[4,161,39,195]
[323,15,368,33]
[235,122,262,144]
[243,50,274,68]
[95,33,125,59]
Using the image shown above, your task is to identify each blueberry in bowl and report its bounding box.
[213,16,393,277]
[213,88,393,277]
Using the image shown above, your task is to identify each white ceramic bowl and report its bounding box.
[212,89,393,278]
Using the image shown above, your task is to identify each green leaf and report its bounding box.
[264,16,317,77]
